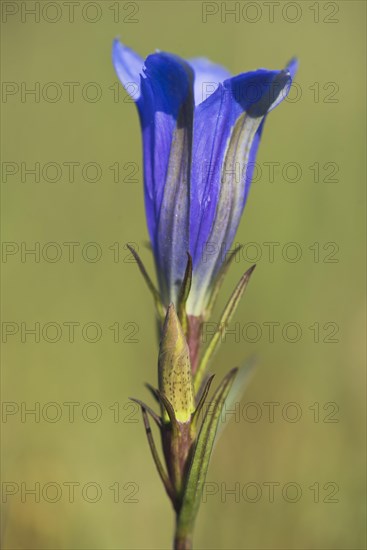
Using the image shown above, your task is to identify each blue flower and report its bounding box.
[113,40,297,316]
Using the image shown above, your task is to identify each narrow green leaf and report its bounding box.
[204,244,243,319]
[194,265,256,393]
[177,253,193,333]
[176,368,238,540]
[190,374,215,435]
[145,383,160,404]
[134,400,175,504]
[126,244,166,321]
[155,390,180,438]
[145,384,179,433]
[215,356,256,442]
[129,397,162,428]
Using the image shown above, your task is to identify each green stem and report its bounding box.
[174,518,193,550]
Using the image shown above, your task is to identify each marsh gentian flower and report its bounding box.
[113,41,297,317]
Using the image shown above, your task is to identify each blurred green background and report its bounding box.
[1,1,365,548]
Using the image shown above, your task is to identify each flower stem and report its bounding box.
[174,520,193,550]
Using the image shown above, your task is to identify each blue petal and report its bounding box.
[187,68,293,314]
[143,55,195,303]
[286,57,298,81]
[189,57,231,106]
[112,39,144,101]
[113,41,195,306]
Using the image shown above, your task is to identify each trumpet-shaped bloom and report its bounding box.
[113,41,297,316]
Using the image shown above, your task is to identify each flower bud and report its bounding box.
[158,304,195,423]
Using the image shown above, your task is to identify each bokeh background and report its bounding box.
[1,1,366,548]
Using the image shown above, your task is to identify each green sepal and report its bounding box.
[194,264,256,393]
[177,253,193,334]
[158,304,195,424]
[132,398,175,504]
[126,244,166,321]
[175,368,238,541]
